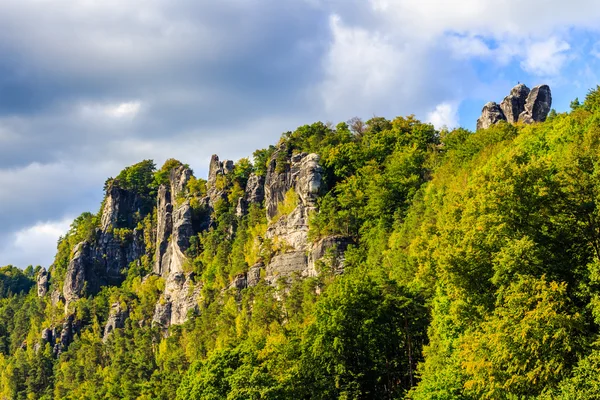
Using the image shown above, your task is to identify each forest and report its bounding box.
[0,86,600,399]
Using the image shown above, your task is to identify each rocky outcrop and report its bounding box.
[54,315,77,356]
[500,84,530,123]
[37,268,49,297]
[477,84,552,130]
[207,155,234,208]
[62,230,145,311]
[151,165,201,330]
[63,243,90,308]
[247,264,262,287]
[476,102,506,130]
[101,184,148,231]
[519,84,552,124]
[265,252,308,284]
[260,151,324,283]
[103,303,129,341]
[154,165,194,277]
[245,174,265,205]
[61,182,148,312]
[307,236,353,276]
[152,272,201,328]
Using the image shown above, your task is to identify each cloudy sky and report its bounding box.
[1,0,600,268]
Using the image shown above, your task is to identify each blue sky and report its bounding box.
[1,0,600,268]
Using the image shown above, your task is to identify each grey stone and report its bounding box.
[36,267,49,297]
[476,102,506,130]
[62,242,90,309]
[245,173,265,204]
[247,264,263,287]
[265,251,308,284]
[207,155,234,208]
[307,236,353,276]
[103,302,129,341]
[520,84,552,123]
[154,166,193,276]
[152,272,201,329]
[500,84,530,123]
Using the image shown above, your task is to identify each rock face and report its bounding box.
[37,268,49,297]
[100,185,148,231]
[152,165,201,330]
[245,174,265,205]
[477,84,552,130]
[62,243,90,308]
[54,315,77,355]
[500,83,530,123]
[207,155,234,208]
[153,272,201,328]
[519,84,552,124]
[154,165,194,276]
[261,151,324,283]
[61,183,148,311]
[476,102,506,130]
[307,236,353,276]
[103,303,129,341]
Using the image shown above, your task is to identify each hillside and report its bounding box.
[0,84,600,399]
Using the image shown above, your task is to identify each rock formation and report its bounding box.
[207,155,234,209]
[36,267,49,297]
[103,303,129,341]
[152,165,201,329]
[476,102,506,130]
[153,272,201,328]
[154,165,194,276]
[477,84,552,130]
[307,236,353,276]
[61,182,147,311]
[500,83,530,123]
[261,150,325,283]
[519,84,552,124]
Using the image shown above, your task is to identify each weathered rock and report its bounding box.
[245,173,265,204]
[100,183,149,231]
[154,166,194,276]
[103,303,129,341]
[520,84,552,123]
[152,272,201,328]
[260,151,324,284]
[37,267,49,297]
[307,236,353,277]
[35,327,55,353]
[247,263,263,287]
[476,102,506,130]
[54,315,75,355]
[500,84,530,123]
[295,153,322,209]
[228,274,248,290]
[51,290,63,307]
[207,155,234,208]
[41,328,54,344]
[235,197,247,218]
[478,83,552,129]
[265,251,308,284]
[63,242,90,309]
[265,204,310,251]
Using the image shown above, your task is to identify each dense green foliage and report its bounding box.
[2,87,600,399]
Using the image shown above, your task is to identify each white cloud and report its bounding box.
[79,101,142,119]
[426,102,459,130]
[6,218,72,267]
[521,37,570,76]
[447,35,492,59]
[319,14,403,115]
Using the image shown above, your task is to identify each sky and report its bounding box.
[1,0,600,268]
